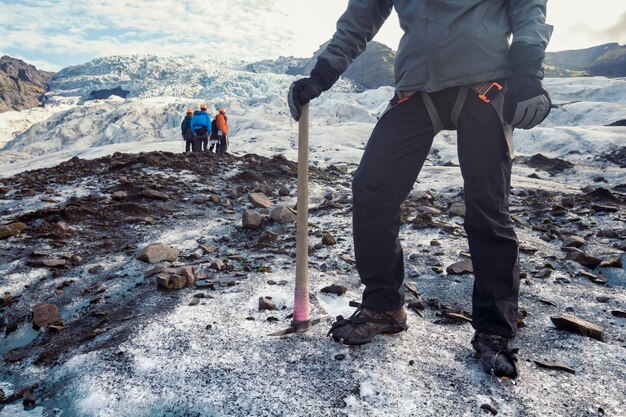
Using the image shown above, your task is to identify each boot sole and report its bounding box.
[334,327,407,345]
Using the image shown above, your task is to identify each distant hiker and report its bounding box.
[209,116,219,153]
[289,0,553,381]
[190,104,211,152]
[216,108,229,154]
[181,108,194,153]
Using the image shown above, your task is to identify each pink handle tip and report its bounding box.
[293,286,310,322]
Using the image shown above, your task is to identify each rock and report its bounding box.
[0,222,27,239]
[578,270,607,285]
[143,264,168,278]
[448,202,466,217]
[538,297,557,306]
[136,243,179,263]
[259,296,275,311]
[335,354,346,361]
[22,395,37,411]
[270,206,297,223]
[176,266,196,287]
[279,164,294,175]
[534,268,552,279]
[416,206,442,215]
[111,191,127,200]
[446,259,473,275]
[600,256,623,268]
[408,299,427,312]
[524,154,574,175]
[534,358,576,374]
[612,309,626,318]
[199,244,218,254]
[156,273,187,290]
[211,259,225,271]
[278,186,291,197]
[596,296,610,303]
[550,313,604,341]
[0,292,12,307]
[3,349,25,363]
[562,235,586,248]
[591,204,619,213]
[189,298,201,306]
[32,303,63,330]
[156,266,196,290]
[141,189,169,200]
[39,195,61,203]
[42,258,66,267]
[341,254,356,265]
[480,403,498,415]
[248,192,271,208]
[320,284,347,295]
[566,251,602,268]
[322,231,337,246]
[409,190,433,202]
[242,209,263,229]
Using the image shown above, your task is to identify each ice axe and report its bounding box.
[269,103,330,336]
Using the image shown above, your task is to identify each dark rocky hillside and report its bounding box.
[544,43,626,77]
[0,56,55,113]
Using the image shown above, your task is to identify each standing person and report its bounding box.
[288,0,552,380]
[190,104,211,152]
[181,108,194,153]
[209,115,219,153]
[216,108,229,154]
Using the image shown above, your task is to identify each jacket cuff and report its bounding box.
[509,42,546,79]
[310,58,341,91]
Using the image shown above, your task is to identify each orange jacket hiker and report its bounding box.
[216,108,228,136]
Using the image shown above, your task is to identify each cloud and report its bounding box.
[601,11,626,41]
[0,0,301,67]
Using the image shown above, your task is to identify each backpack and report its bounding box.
[194,125,208,137]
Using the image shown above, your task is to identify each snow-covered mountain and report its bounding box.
[1,54,625,193]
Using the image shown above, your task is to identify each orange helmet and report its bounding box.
[200,104,207,110]
[186,108,193,114]
[219,108,226,113]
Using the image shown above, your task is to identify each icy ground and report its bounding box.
[0,55,625,416]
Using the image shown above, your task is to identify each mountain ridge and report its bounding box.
[0,56,55,113]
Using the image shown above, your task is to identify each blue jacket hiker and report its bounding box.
[190,104,212,152]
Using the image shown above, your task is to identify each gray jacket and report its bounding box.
[318,0,553,93]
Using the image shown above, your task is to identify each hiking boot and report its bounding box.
[328,306,408,345]
[471,332,519,380]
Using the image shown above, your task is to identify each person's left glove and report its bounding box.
[288,59,340,121]
[504,76,552,129]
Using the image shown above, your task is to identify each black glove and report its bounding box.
[504,76,551,129]
[288,59,339,121]
[504,42,551,129]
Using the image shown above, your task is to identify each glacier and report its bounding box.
[0,54,625,417]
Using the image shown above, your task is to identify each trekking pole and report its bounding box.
[269,103,329,336]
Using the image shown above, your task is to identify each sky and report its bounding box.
[0,0,625,72]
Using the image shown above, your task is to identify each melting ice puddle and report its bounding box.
[0,404,44,416]
[0,323,39,356]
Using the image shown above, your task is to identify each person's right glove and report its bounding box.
[288,59,339,121]
[504,76,552,129]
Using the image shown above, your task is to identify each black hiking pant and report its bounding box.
[353,88,519,338]
[200,138,208,152]
[185,140,193,153]
[218,135,228,154]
